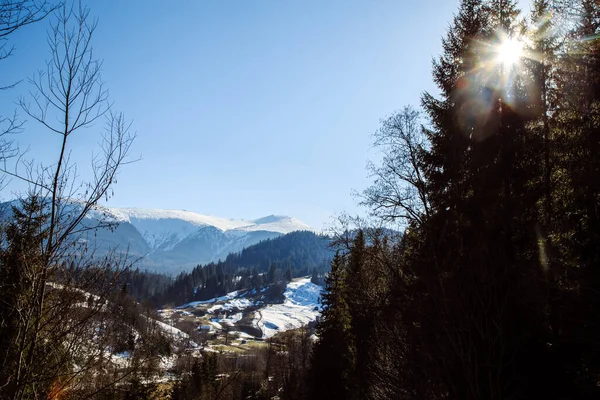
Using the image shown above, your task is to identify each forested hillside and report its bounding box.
[152,230,332,306]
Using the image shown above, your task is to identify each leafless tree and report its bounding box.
[0,1,59,186]
[0,2,156,399]
[1,1,57,60]
[13,0,136,263]
[359,106,430,227]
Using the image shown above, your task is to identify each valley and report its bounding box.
[161,277,321,342]
[100,276,323,393]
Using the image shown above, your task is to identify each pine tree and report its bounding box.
[528,0,559,228]
[344,231,375,399]
[0,196,55,398]
[415,0,551,397]
[310,267,320,285]
[309,252,355,400]
[422,0,488,213]
[549,0,600,393]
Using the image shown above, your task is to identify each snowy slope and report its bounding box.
[169,277,322,339]
[253,278,322,338]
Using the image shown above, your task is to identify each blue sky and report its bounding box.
[2,0,471,229]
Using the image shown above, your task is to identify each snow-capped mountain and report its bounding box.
[0,200,314,274]
[84,206,314,273]
[92,207,311,248]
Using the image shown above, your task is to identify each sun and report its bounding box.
[496,36,524,67]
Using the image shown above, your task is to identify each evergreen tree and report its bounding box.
[309,252,355,400]
[310,267,320,285]
[0,196,51,398]
[344,231,374,399]
[416,0,549,397]
[549,0,600,393]
[305,1,600,398]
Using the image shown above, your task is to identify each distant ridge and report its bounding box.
[90,207,314,235]
[1,201,316,274]
[90,206,316,273]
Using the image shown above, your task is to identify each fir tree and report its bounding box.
[309,252,355,400]
[0,196,54,398]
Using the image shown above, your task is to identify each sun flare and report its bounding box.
[496,37,523,67]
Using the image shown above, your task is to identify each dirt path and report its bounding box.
[255,310,264,337]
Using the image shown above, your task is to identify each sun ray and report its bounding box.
[451,29,544,139]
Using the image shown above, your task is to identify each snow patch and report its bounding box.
[253,277,322,338]
[177,291,239,309]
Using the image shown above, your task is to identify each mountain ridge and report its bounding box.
[92,207,316,273]
[0,201,316,274]
[90,206,314,252]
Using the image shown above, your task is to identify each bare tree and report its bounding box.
[0,2,157,399]
[0,1,57,58]
[0,0,59,185]
[359,106,430,227]
[14,0,136,260]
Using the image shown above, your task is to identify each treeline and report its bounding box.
[152,231,333,306]
[104,231,332,307]
[171,329,313,400]
[308,0,600,399]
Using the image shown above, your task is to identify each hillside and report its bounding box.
[148,230,333,306]
[163,277,322,340]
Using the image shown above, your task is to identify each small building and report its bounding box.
[199,325,212,332]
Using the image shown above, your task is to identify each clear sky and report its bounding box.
[1,0,476,229]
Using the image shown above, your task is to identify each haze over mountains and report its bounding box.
[85,206,316,273]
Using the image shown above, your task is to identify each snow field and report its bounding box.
[253,278,322,338]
